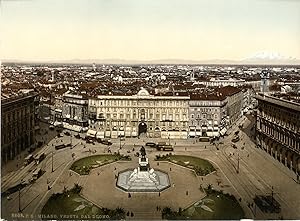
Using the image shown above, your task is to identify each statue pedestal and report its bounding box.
[116,146,170,192]
[139,157,149,171]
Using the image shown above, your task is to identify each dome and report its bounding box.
[137,88,150,96]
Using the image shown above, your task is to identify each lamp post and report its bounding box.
[18,187,21,212]
[119,133,121,150]
[51,151,54,172]
[236,153,240,174]
[18,179,23,212]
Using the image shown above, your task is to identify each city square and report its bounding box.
[2,114,300,220]
[1,0,300,220]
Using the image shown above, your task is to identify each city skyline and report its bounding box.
[1,0,300,62]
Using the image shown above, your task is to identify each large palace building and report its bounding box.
[1,91,38,164]
[256,93,300,179]
[88,88,190,139]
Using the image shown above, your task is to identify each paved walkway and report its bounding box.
[81,160,206,220]
[2,114,300,220]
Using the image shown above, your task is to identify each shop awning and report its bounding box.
[212,132,219,137]
[87,129,97,137]
[96,131,105,139]
[220,128,227,136]
[54,121,63,126]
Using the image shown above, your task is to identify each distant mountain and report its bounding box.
[242,51,300,65]
[2,58,240,65]
[2,55,300,65]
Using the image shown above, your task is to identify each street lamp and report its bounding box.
[18,179,23,212]
[119,133,122,150]
[51,151,54,172]
[236,153,240,174]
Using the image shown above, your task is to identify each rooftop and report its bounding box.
[256,93,300,112]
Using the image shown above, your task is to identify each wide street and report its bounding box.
[1,115,300,220]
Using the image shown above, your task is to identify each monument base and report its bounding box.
[116,168,170,192]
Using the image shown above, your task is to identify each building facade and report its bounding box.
[62,93,89,132]
[88,89,190,139]
[199,78,246,87]
[1,91,38,164]
[189,96,227,138]
[223,88,243,125]
[256,93,300,179]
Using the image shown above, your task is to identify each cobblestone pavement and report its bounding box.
[2,115,300,220]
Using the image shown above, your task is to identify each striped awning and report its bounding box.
[87,129,97,137]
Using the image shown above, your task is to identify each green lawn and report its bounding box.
[41,185,125,220]
[70,154,131,175]
[157,155,215,176]
[41,192,104,218]
[163,190,245,220]
[184,191,245,220]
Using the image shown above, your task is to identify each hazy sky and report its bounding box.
[1,0,300,61]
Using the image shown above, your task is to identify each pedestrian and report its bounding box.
[156,206,158,211]
[128,193,131,198]
[115,167,116,170]
[158,192,160,197]
[185,147,187,151]
[127,211,129,216]
[186,191,189,195]
[131,212,134,217]
[205,146,206,149]
[157,162,159,166]
[170,167,172,171]
[201,177,203,181]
